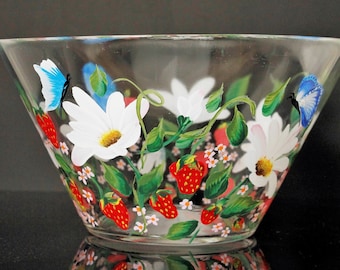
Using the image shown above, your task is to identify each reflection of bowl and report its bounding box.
[1,35,339,250]
[72,236,270,269]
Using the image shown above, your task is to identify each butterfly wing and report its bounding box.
[33,59,66,111]
[296,75,323,127]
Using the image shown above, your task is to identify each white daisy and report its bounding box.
[157,77,230,123]
[63,87,149,166]
[234,120,299,198]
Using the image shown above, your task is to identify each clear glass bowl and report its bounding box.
[1,34,339,252]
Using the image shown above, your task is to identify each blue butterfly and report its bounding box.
[33,59,70,112]
[289,74,323,127]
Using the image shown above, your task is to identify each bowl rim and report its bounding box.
[1,33,340,44]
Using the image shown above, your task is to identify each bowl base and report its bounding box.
[86,227,256,254]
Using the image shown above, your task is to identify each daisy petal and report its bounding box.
[249,173,267,187]
[71,146,95,166]
[273,156,289,171]
[265,172,278,198]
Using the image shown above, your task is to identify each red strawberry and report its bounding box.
[149,194,178,219]
[232,217,245,232]
[113,261,128,270]
[107,254,128,264]
[100,198,129,230]
[68,179,86,209]
[169,157,206,194]
[36,112,59,148]
[201,206,219,225]
[213,122,229,146]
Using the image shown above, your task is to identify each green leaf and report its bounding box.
[177,116,192,130]
[262,78,290,116]
[205,84,224,113]
[226,95,256,117]
[55,153,73,174]
[162,119,178,135]
[165,256,195,270]
[227,107,248,146]
[102,163,132,197]
[165,220,198,240]
[204,164,232,199]
[89,65,108,96]
[137,164,164,205]
[220,196,260,218]
[146,119,164,152]
[175,136,194,149]
[175,128,204,149]
[225,74,251,102]
[16,81,33,112]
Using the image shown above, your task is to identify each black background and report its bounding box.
[0,1,339,269]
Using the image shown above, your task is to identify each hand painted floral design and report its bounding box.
[63,87,150,166]
[234,101,300,198]
[156,77,230,123]
[29,58,324,244]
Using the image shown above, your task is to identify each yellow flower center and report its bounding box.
[99,130,122,147]
[255,157,273,177]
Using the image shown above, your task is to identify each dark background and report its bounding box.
[0,1,339,269]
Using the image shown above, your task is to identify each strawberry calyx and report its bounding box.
[175,154,197,171]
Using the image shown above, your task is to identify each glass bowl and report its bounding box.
[1,34,339,252]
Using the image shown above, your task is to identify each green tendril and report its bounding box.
[123,156,141,180]
[194,95,256,140]
[114,78,165,139]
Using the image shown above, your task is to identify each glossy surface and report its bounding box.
[1,35,340,249]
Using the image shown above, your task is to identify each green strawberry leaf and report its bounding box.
[137,164,164,205]
[226,95,256,117]
[227,107,248,146]
[165,220,198,240]
[55,153,73,174]
[206,84,224,113]
[102,163,132,197]
[146,118,165,152]
[90,65,108,97]
[175,136,194,149]
[220,196,260,218]
[225,74,251,102]
[175,128,204,149]
[162,119,178,136]
[204,164,232,199]
[165,256,195,270]
[262,77,290,116]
